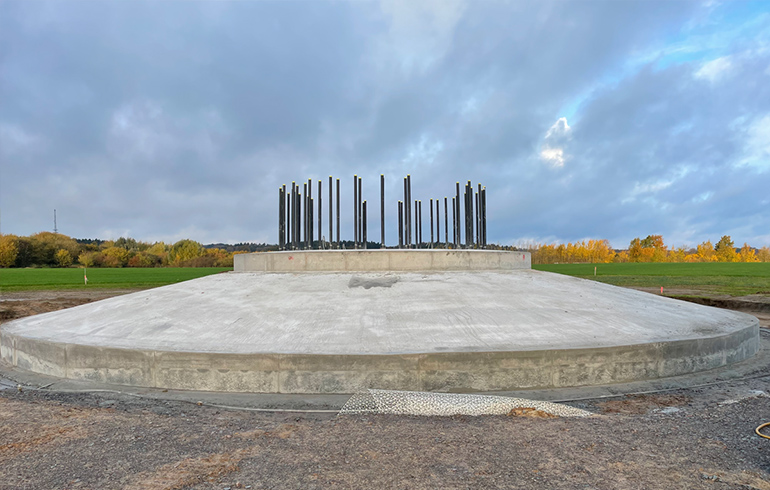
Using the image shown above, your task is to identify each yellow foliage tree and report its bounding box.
[696,241,716,262]
[668,246,688,263]
[55,249,73,267]
[715,236,738,262]
[168,239,204,266]
[78,252,96,268]
[0,234,19,267]
[738,243,758,262]
[102,246,131,267]
[530,240,615,264]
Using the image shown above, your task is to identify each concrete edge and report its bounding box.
[0,320,759,394]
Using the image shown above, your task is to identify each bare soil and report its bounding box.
[0,289,138,324]
[1,289,770,489]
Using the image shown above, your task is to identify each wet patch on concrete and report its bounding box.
[348,276,399,289]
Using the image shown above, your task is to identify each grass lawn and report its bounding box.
[0,267,232,291]
[533,262,770,296]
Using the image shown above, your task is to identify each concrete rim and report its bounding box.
[0,323,759,394]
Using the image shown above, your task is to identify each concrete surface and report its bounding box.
[0,268,759,394]
[234,249,531,272]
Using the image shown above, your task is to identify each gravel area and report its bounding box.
[1,289,769,489]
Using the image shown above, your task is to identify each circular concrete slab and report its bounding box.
[0,258,759,394]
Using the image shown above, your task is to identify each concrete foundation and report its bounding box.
[234,249,531,272]
[0,251,760,394]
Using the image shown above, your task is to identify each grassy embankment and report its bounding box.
[533,262,770,297]
[0,267,231,292]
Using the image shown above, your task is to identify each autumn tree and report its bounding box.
[668,246,688,263]
[0,234,19,267]
[738,243,758,262]
[168,239,204,266]
[55,249,73,267]
[628,238,645,262]
[115,237,139,251]
[696,241,716,262]
[715,235,737,262]
[26,232,80,266]
[102,246,131,267]
[127,252,162,267]
[628,235,666,262]
[78,252,96,268]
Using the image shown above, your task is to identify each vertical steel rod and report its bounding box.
[466,181,472,247]
[444,197,448,248]
[474,192,481,247]
[336,178,340,248]
[463,184,470,247]
[452,196,456,248]
[309,197,314,248]
[455,182,460,247]
[328,176,333,248]
[475,191,479,247]
[414,200,417,247]
[429,198,434,247]
[278,186,286,250]
[297,190,300,249]
[286,185,290,249]
[398,201,403,248]
[482,186,487,247]
[403,177,408,247]
[380,174,385,247]
[292,183,296,250]
[353,175,358,249]
[407,175,412,247]
[308,179,313,248]
[303,182,308,248]
[362,200,367,248]
[358,177,363,245]
[279,187,284,249]
[286,186,290,249]
[318,180,322,245]
[464,182,468,247]
[283,185,287,249]
[298,190,302,249]
[416,200,420,247]
[435,198,440,248]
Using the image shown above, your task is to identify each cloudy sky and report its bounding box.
[1,1,769,248]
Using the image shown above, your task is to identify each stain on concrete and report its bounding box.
[348,276,399,289]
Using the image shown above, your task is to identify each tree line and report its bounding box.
[2,232,768,268]
[526,235,770,264]
[0,232,275,268]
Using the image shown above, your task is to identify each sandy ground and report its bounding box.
[1,288,770,489]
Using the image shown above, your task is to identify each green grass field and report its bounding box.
[533,262,770,296]
[0,267,232,291]
[4,263,770,296]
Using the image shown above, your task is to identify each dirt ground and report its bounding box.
[1,289,770,489]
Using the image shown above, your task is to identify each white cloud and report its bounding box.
[540,117,571,167]
[735,114,770,170]
[540,148,565,167]
[545,117,571,139]
[694,56,733,82]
